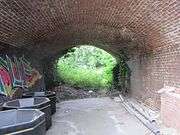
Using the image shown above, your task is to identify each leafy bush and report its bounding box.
[55,45,117,90]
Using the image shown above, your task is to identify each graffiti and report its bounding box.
[0,55,42,96]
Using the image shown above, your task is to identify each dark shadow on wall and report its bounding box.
[112,60,131,96]
[42,49,69,90]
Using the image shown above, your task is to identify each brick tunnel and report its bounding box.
[0,0,179,135]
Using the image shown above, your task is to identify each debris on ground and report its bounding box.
[113,95,161,135]
[53,85,100,102]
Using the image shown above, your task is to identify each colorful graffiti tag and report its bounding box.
[0,55,42,96]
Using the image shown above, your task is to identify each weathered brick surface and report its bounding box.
[0,0,179,109]
[0,0,179,56]
[129,44,180,109]
[161,88,180,133]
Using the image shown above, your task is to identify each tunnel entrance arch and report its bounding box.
[43,45,132,98]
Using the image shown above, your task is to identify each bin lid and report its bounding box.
[0,109,44,129]
[3,97,50,108]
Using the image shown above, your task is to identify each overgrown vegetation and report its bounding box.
[54,45,117,90]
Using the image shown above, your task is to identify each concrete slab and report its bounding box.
[46,97,153,135]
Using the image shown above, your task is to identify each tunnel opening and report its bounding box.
[54,45,117,90]
[43,45,132,100]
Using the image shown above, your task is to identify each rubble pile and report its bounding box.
[53,85,100,101]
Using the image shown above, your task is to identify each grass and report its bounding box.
[55,45,117,90]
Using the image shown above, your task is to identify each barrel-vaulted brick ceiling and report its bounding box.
[0,0,179,58]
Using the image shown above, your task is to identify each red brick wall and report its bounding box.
[0,0,179,57]
[0,0,179,109]
[128,44,180,109]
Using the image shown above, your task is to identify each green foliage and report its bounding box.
[55,45,117,89]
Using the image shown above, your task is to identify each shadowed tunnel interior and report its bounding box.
[0,0,179,111]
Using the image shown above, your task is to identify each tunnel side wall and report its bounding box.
[0,47,45,103]
[128,45,180,109]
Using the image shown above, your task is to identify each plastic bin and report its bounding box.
[23,91,56,115]
[0,109,46,135]
[0,102,3,111]
[3,97,52,130]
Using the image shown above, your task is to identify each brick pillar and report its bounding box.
[160,87,180,133]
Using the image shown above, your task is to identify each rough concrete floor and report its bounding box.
[46,97,152,135]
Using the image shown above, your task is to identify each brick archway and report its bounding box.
[0,0,179,109]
